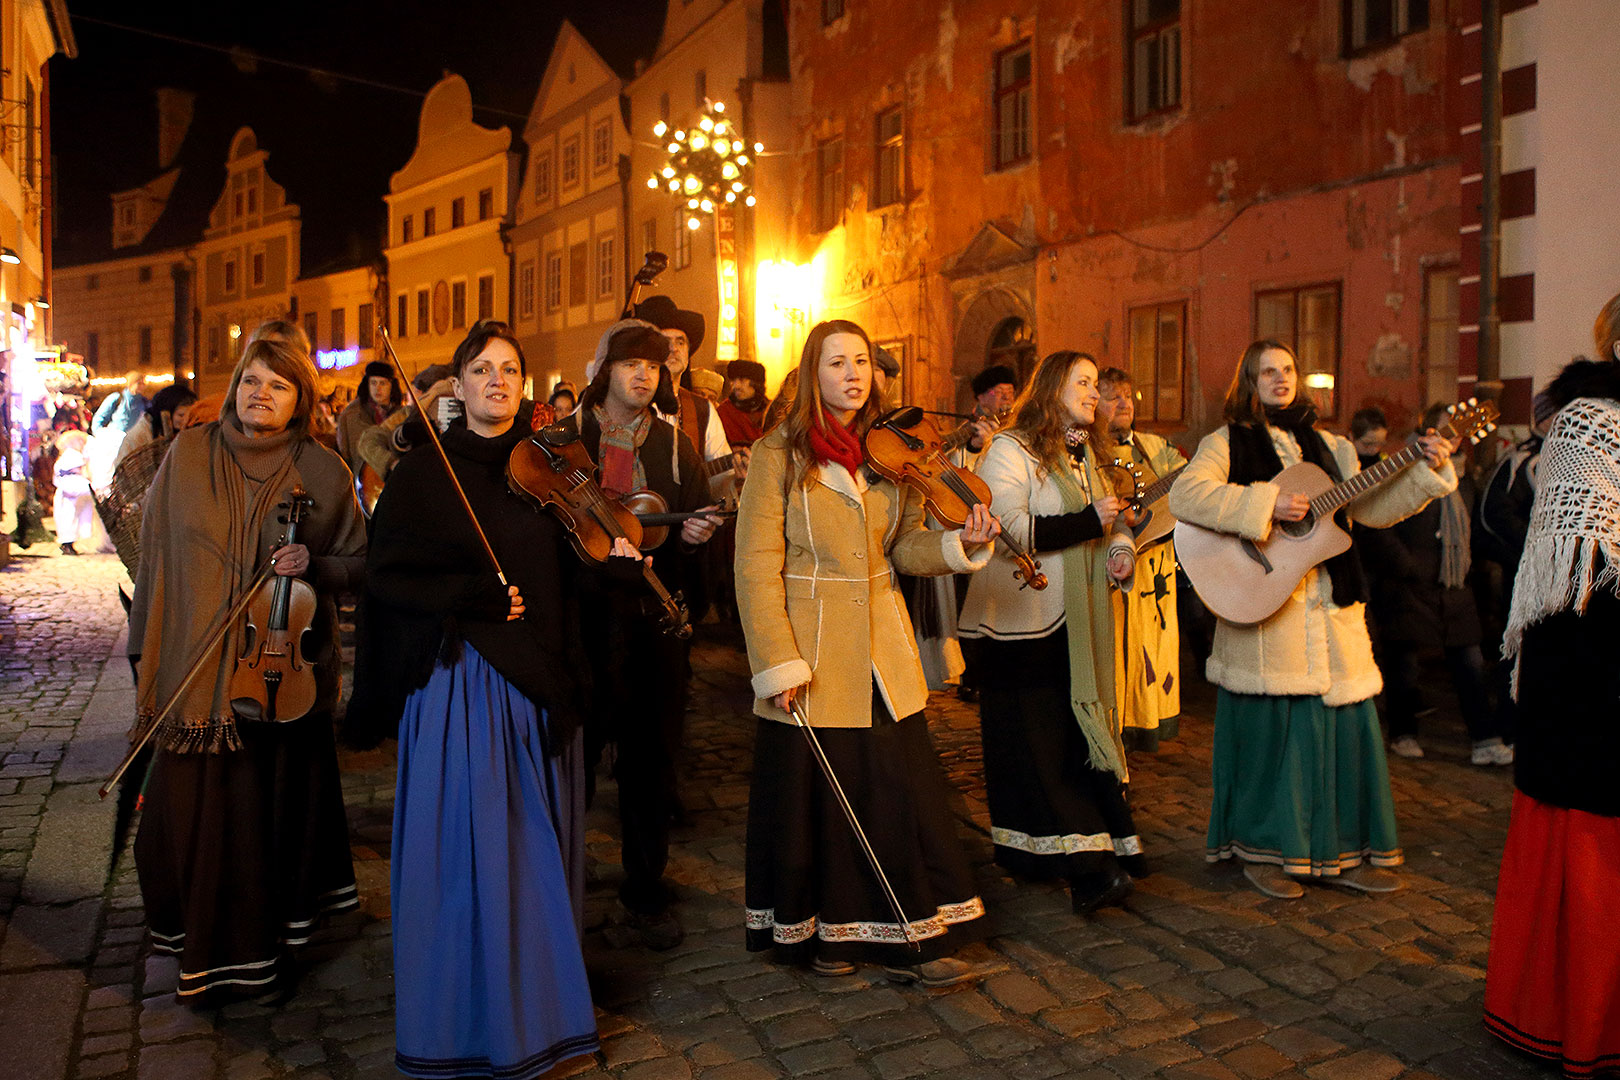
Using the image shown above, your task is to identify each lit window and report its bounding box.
[1255,283,1342,418]
[1126,301,1186,423]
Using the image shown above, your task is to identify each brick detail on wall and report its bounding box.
[1502,64,1537,117]
[1498,273,1535,323]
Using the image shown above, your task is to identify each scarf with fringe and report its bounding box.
[1503,395,1620,697]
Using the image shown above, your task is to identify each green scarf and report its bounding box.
[1048,440,1130,783]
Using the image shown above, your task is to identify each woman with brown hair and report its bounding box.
[130,335,366,1003]
[1168,340,1456,899]
[958,350,1143,914]
[735,319,1001,988]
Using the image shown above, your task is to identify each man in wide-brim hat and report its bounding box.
[633,295,732,472]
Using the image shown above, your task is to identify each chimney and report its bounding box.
[155,88,195,170]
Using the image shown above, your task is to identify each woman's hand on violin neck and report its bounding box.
[1093,496,1122,530]
[609,536,651,566]
[772,685,805,713]
[270,543,310,577]
[680,505,725,546]
[958,503,1002,546]
[506,585,526,621]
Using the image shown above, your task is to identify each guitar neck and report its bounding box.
[702,454,734,479]
[1311,442,1424,515]
[1138,463,1184,506]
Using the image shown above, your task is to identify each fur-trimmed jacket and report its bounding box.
[1170,423,1457,705]
[734,427,991,728]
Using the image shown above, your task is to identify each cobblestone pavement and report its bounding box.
[0,551,1555,1080]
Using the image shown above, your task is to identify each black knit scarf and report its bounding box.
[1226,404,1368,609]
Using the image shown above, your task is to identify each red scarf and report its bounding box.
[808,406,864,474]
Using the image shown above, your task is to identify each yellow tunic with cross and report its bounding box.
[1107,429,1183,751]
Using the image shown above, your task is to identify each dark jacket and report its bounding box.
[351,416,591,750]
[1361,472,1482,648]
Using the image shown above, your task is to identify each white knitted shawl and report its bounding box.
[1503,396,1620,695]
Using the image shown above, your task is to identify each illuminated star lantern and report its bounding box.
[647,100,760,230]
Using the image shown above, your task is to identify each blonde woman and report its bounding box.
[958,350,1143,914]
[736,319,1000,988]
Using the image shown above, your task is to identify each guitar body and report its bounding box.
[1174,461,1351,626]
[356,463,384,516]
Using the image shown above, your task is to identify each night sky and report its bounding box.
[50,1,665,266]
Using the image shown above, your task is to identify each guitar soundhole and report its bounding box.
[1279,510,1316,539]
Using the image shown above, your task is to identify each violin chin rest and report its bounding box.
[880,405,924,429]
[230,698,264,722]
[539,423,580,447]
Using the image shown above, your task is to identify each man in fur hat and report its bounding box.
[573,319,724,950]
[335,361,402,478]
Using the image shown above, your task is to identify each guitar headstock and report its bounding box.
[1101,460,1148,506]
[1437,397,1500,446]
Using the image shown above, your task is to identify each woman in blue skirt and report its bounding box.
[362,321,603,1078]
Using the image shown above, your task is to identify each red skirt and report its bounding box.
[1485,791,1620,1077]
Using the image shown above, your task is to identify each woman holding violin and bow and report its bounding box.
[129,334,366,1004]
[957,350,1147,916]
[736,319,1001,988]
[362,320,611,1079]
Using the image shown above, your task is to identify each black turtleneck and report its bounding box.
[351,416,592,750]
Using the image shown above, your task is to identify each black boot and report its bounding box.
[1070,866,1133,915]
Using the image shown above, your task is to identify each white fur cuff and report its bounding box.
[752,658,812,701]
[942,529,993,574]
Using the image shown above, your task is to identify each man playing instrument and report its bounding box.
[1093,367,1186,751]
[570,320,723,950]
[128,332,366,1004]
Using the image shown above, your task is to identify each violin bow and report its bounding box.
[99,558,276,798]
[377,325,509,588]
[786,698,922,952]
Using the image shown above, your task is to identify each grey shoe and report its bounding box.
[882,956,997,989]
[1243,863,1305,899]
[1331,866,1403,893]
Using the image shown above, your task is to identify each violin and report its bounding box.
[228,486,319,722]
[622,490,736,551]
[506,423,693,639]
[864,406,1049,591]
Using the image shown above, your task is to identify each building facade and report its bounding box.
[194,127,301,394]
[53,251,191,381]
[1453,0,1620,422]
[510,21,631,392]
[780,0,1462,441]
[384,74,517,379]
[290,263,383,377]
[625,0,791,385]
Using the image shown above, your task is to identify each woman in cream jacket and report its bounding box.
[735,319,999,989]
[1169,340,1458,899]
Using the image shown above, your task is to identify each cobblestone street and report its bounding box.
[0,550,1550,1080]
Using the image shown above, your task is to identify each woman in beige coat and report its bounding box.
[736,319,1000,988]
[1169,340,1457,899]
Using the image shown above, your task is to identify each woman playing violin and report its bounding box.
[363,320,606,1079]
[130,333,366,1004]
[957,350,1145,915]
[735,319,1001,989]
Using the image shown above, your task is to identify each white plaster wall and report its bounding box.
[1522,0,1620,385]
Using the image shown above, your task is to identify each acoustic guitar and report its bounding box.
[1117,460,1186,549]
[1175,399,1497,626]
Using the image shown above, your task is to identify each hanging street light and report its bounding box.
[647,99,758,231]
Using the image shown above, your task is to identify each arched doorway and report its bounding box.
[952,287,1034,410]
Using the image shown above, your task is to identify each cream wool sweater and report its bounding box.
[1169,423,1457,706]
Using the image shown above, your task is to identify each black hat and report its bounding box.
[726,359,767,386]
[363,360,395,381]
[971,364,1017,398]
[633,295,706,356]
[872,345,901,378]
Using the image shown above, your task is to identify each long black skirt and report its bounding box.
[979,681,1145,883]
[745,704,985,967]
[135,714,357,1002]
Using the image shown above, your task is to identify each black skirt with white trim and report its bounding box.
[744,693,986,967]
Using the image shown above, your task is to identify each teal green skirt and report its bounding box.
[1207,690,1402,877]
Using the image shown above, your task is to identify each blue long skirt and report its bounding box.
[392,645,598,1079]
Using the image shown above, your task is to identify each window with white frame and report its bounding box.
[562,136,581,188]
[1344,0,1429,55]
[519,261,537,319]
[596,236,616,300]
[592,119,612,173]
[544,251,563,312]
[672,207,692,269]
[535,151,553,202]
[1128,0,1182,121]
